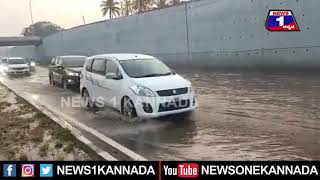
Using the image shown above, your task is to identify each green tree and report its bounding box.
[101,0,121,19]
[21,21,63,37]
[121,0,133,16]
[132,0,153,13]
[154,0,169,9]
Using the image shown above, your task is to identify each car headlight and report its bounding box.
[130,85,156,97]
[189,86,193,93]
[67,71,78,76]
[30,62,36,66]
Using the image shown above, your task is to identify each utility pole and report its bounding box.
[82,16,86,25]
[29,0,34,24]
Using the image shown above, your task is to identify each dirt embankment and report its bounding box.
[0,83,101,160]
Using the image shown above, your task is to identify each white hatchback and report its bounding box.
[80,54,196,119]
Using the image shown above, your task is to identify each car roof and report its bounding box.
[59,55,87,58]
[7,57,25,60]
[89,54,155,61]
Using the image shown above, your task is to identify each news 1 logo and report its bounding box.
[266,10,300,31]
[21,164,35,177]
[3,164,16,177]
[178,163,199,178]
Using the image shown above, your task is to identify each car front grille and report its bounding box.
[158,99,190,112]
[12,68,27,70]
[157,87,188,97]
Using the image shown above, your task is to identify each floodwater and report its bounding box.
[116,70,320,160]
[0,67,319,160]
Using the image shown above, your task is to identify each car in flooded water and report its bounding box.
[26,58,36,72]
[80,54,196,120]
[3,57,30,75]
[48,55,87,89]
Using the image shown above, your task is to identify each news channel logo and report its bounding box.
[266,10,300,31]
[21,164,35,177]
[3,164,16,177]
[40,164,53,177]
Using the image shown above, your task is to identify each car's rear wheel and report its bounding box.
[122,96,138,122]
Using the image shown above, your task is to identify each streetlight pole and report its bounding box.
[82,16,86,25]
[29,0,34,24]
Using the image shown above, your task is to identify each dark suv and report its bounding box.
[48,56,87,89]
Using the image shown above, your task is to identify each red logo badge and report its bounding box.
[266,10,300,31]
[177,163,199,178]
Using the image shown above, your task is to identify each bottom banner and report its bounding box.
[0,161,319,179]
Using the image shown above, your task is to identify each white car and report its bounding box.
[80,54,196,119]
[3,57,30,75]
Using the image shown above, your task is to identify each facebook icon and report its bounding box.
[3,164,16,177]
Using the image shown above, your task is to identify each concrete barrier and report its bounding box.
[8,0,320,68]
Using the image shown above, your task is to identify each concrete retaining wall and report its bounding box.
[8,0,320,68]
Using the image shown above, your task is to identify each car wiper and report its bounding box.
[136,72,173,78]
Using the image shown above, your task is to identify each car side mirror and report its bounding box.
[56,64,63,69]
[105,73,119,80]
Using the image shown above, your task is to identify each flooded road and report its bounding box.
[1,67,319,160]
[172,70,320,160]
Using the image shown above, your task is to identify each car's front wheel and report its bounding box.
[62,78,68,89]
[49,75,54,85]
[82,88,93,108]
[121,96,138,122]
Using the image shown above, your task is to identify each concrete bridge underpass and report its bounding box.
[0,36,42,46]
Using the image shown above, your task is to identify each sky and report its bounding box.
[0,0,107,36]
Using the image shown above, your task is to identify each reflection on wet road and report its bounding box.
[1,67,319,160]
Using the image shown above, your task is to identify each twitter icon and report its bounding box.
[40,164,53,177]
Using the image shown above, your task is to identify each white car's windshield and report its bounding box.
[119,58,174,78]
[8,59,27,64]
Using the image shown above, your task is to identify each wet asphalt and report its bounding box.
[0,66,319,160]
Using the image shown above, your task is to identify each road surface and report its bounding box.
[0,66,319,160]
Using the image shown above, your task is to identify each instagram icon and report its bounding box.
[21,164,34,177]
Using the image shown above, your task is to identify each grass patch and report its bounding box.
[39,143,49,157]
[22,124,30,129]
[52,127,74,142]
[19,154,28,161]
[5,149,15,160]
[30,127,44,143]
[33,112,102,160]
[57,155,65,161]
[55,141,63,149]
[63,143,75,154]
[0,101,11,108]
[0,85,102,160]
[34,112,49,122]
